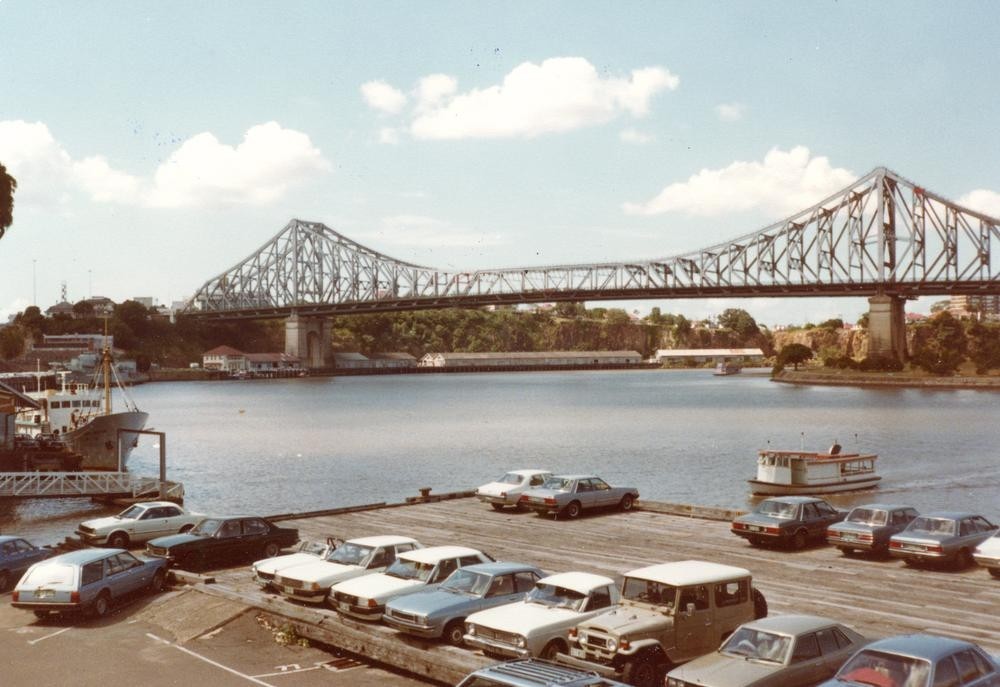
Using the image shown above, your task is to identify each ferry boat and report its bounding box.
[748,446,880,495]
[15,346,148,471]
[713,361,741,376]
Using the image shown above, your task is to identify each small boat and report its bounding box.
[713,361,741,376]
[748,444,880,495]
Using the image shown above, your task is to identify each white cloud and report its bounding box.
[958,189,1000,218]
[378,127,401,145]
[716,102,746,122]
[619,128,655,144]
[364,215,504,248]
[360,80,408,114]
[0,120,331,209]
[380,57,679,140]
[623,146,857,218]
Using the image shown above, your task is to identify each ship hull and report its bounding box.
[748,475,881,495]
[61,411,149,470]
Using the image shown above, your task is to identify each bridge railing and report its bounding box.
[0,472,133,497]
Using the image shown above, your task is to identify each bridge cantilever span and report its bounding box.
[185,167,1000,365]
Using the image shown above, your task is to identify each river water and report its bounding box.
[3,369,998,545]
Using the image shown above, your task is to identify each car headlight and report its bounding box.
[667,679,683,687]
[578,631,588,643]
[467,624,477,636]
[606,638,617,651]
[309,582,320,591]
[515,635,526,648]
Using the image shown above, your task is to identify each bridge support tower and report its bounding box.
[867,294,907,361]
[285,313,332,369]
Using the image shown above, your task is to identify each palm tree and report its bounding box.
[0,162,16,240]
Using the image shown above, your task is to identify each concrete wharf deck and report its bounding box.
[190,498,1000,685]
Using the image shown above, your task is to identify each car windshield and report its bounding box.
[755,501,797,519]
[621,577,675,607]
[118,505,145,519]
[540,477,572,492]
[326,543,373,565]
[384,558,434,581]
[189,519,223,536]
[497,473,523,485]
[908,517,955,535]
[720,627,790,664]
[298,540,330,556]
[836,650,931,687]
[21,563,76,586]
[441,569,491,595]
[847,508,888,526]
[526,583,586,611]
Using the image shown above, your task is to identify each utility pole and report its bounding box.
[32,258,37,305]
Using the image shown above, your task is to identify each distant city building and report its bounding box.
[44,301,75,318]
[654,348,766,365]
[202,345,247,372]
[82,296,115,316]
[949,295,1000,320]
[418,351,643,368]
[202,346,301,374]
[133,297,155,308]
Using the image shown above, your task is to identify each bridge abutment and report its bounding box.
[285,313,332,369]
[867,294,907,361]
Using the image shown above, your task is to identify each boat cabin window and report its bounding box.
[72,400,82,408]
[760,454,791,468]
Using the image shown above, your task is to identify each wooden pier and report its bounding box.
[175,496,1000,686]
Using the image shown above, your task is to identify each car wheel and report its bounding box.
[33,610,51,620]
[149,569,166,593]
[263,542,280,559]
[791,530,808,550]
[0,570,8,592]
[747,535,763,547]
[179,524,194,533]
[490,503,505,512]
[562,501,582,520]
[107,532,130,550]
[443,619,466,647]
[903,558,919,568]
[752,588,768,619]
[540,639,565,661]
[954,548,973,570]
[621,654,665,687]
[619,494,635,511]
[839,546,854,556]
[91,591,111,618]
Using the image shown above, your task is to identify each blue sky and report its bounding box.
[2,1,998,326]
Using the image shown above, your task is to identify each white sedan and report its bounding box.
[476,469,552,511]
[76,501,204,549]
[251,538,339,588]
[973,530,1000,578]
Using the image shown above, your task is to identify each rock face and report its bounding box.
[772,328,870,360]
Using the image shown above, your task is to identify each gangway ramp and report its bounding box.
[0,471,183,501]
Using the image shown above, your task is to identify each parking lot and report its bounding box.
[0,587,429,687]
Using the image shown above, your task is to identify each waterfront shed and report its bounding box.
[369,352,418,369]
[202,345,247,372]
[333,352,373,369]
[654,348,765,365]
[0,381,40,450]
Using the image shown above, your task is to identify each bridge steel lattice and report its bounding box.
[187,168,1000,320]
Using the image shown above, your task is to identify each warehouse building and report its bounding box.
[418,351,643,368]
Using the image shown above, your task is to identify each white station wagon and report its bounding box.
[464,571,619,660]
[273,535,422,604]
[76,502,204,549]
[476,470,553,511]
[330,545,493,620]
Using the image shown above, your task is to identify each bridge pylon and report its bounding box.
[285,313,331,369]
[867,294,907,361]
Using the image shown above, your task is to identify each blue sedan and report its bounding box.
[383,561,544,645]
[13,548,169,618]
[0,536,53,591]
[818,634,999,687]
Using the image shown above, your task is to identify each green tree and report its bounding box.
[718,308,760,342]
[0,326,25,359]
[0,162,15,240]
[778,343,813,370]
[911,311,967,375]
[965,320,1000,374]
[73,300,95,317]
[818,318,844,330]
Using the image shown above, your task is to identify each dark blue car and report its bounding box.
[0,536,53,591]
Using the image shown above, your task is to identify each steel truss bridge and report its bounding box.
[187,168,1000,320]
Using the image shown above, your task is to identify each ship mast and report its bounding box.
[102,317,112,416]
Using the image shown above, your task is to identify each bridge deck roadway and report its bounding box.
[187,497,999,684]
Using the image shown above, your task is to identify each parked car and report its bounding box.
[12,548,168,618]
[477,470,553,511]
[0,536,54,591]
[76,501,205,549]
[731,496,845,549]
[146,515,298,569]
[384,561,544,645]
[562,561,767,687]
[330,545,492,620]
[826,503,920,556]
[817,634,1000,687]
[464,571,619,660]
[251,538,339,588]
[973,530,1000,579]
[273,535,422,603]
[665,614,866,687]
[519,475,639,519]
[889,511,999,568]
[456,659,631,687]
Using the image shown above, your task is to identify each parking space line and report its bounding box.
[28,627,72,645]
[146,632,276,686]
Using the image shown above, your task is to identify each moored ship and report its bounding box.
[748,445,880,495]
